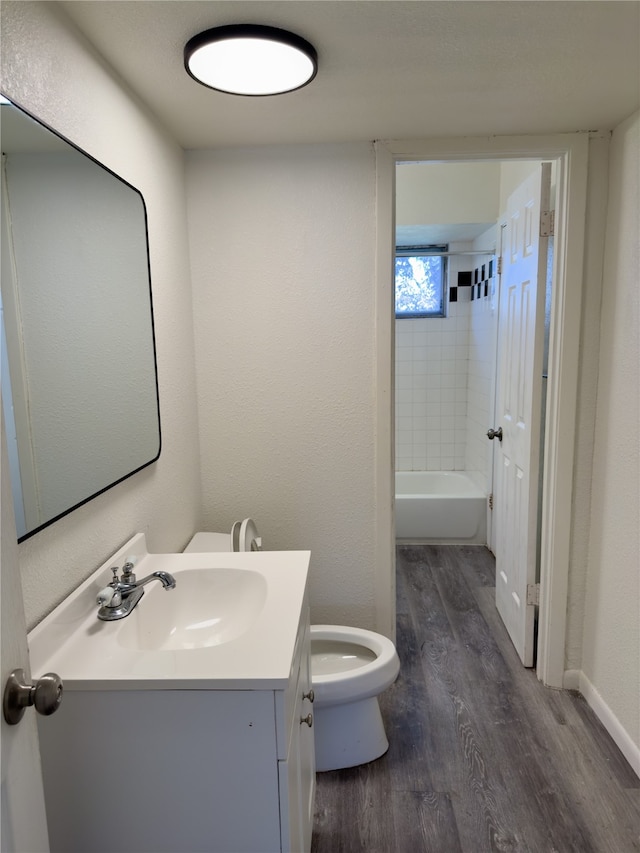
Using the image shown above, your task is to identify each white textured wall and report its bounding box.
[563,136,611,671]
[582,111,639,750]
[186,145,378,629]
[1,1,201,628]
[396,162,500,227]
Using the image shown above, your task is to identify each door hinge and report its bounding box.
[540,210,555,237]
[488,493,494,511]
[497,256,503,275]
[526,583,541,606]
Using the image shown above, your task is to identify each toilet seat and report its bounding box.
[238,518,262,551]
[310,625,400,707]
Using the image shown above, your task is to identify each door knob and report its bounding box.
[487,427,503,442]
[3,668,63,725]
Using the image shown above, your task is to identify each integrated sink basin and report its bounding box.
[117,567,268,651]
[28,532,311,690]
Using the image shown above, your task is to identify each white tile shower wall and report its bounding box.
[395,298,470,472]
[395,242,497,479]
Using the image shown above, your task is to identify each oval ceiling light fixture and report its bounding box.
[184,24,318,96]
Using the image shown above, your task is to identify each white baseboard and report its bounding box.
[564,668,640,778]
[562,669,581,691]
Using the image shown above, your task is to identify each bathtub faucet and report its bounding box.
[96,561,176,621]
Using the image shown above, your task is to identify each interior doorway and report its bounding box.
[393,158,554,668]
[373,134,590,688]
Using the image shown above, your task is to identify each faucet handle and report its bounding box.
[121,561,136,583]
[97,586,122,607]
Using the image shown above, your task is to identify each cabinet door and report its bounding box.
[279,614,316,853]
[297,617,316,852]
[39,689,282,853]
[279,735,302,852]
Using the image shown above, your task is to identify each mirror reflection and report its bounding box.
[1,97,161,541]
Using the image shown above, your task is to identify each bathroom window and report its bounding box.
[395,246,447,318]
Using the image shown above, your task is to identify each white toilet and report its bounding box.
[184,521,400,772]
[310,624,399,771]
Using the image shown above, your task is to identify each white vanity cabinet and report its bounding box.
[35,580,316,853]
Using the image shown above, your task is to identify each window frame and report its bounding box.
[394,244,448,319]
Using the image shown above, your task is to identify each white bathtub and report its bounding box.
[395,471,487,542]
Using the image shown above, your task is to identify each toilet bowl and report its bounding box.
[310,624,400,771]
[184,523,400,771]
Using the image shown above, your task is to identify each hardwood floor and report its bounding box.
[311,544,640,853]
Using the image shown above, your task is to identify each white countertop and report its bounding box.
[28,534,310,691]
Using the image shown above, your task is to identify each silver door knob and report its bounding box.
[3,668,63,726]
[487,427,503,442]
[300,713,313,727]
[302,689,315,703]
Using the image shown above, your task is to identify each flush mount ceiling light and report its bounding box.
[184,24,318,96]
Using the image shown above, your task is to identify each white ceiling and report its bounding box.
[60,1,640,150]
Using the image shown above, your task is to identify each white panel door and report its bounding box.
[1,410,49,850]
[493,164,550,667]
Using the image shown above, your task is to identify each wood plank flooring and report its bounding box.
[311,544,640,853]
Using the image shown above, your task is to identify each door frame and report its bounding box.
[374,133,589,688]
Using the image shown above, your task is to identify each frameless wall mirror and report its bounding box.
[1,96,161,542]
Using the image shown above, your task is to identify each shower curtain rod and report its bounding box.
[397,248,496,257]
[440,249,496,257]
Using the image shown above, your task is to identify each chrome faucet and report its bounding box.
[97,561,176,621]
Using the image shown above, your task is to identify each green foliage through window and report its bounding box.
[395,247,447,317]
